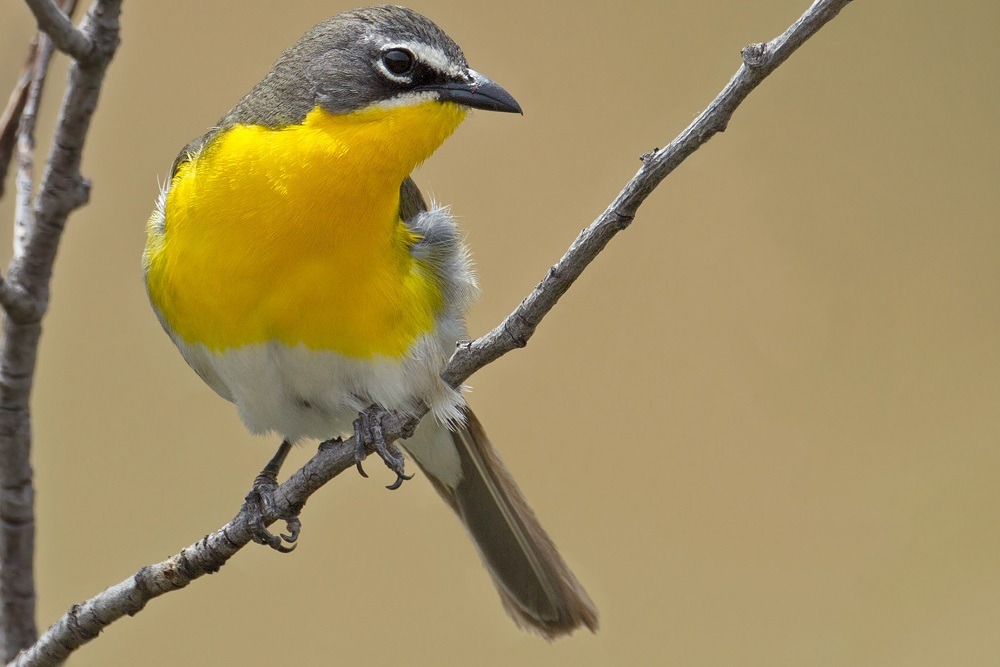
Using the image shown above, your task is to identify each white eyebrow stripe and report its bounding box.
[387,41,465,78]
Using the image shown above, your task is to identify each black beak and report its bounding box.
[422,69,522,114]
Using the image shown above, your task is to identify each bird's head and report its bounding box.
[265,6,521,118]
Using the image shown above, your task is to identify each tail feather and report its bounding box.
[401,407,598,639]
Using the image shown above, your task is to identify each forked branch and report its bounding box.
[10,1,853,665]
[22,0,93,62]
[0,0,120,662]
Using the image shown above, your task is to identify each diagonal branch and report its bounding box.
[10,0,854,665]
[444,0,854,385]
[22,0,92,62]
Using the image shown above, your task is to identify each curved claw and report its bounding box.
[243,441,302,553]
[280,517,302,543]
[353,420,370,478]
[385,471,415,491]
[248,511,299,553]
[354,404,414,489]
[270,537,297,554]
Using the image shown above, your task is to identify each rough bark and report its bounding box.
[0,0,121,661]
[9,0,854,664]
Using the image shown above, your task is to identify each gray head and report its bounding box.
[219,6,520,128]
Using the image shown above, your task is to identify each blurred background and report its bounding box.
[2,1,999,665]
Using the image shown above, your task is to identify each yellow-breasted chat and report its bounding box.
[143,6,596,639]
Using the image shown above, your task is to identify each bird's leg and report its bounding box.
[353,404,414,490]
[242,440,302,553]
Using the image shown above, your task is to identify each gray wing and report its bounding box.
[400,176,428,221]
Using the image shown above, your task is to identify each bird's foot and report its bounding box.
[242,441,301,553]
[353,404,414,490]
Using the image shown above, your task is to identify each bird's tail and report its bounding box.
[400,406,598,640]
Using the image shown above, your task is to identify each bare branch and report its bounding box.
[0,0,121,660]
[0,0,80,311]
[9,440,361,667]
[0,280,38,324]
[6,33,57,325]
[10,0,854,664]
[0,40,38,202]
[0,29,57,660]
[444,0,855,386]
[22,0,92,62]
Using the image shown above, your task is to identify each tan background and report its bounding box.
[2,1,999,664]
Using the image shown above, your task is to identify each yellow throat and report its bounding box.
[144,100,468,359]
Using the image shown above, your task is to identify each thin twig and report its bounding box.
[444,0,854,385]
[10,0,854,664]
[22,0,92,62]
[0,0,121,661]
[7,34,56,324]
[0,3,78,316]
[0,40,38,202]
[0,30,56,662]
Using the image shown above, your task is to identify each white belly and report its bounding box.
[172,324,467,442]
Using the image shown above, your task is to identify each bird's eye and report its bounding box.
[382,49,415,76]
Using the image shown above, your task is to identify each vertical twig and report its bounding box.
[0,31,56,661]
[0,0,120,660]
[0,39,39,202]
[11,0,853,663]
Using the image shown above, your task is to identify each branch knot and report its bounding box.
[503,317,528,349]
[7,0,857,663]
[741,42,769,68]
[0,278,45,323]
[611,208,635,230]
[66,604,100,641]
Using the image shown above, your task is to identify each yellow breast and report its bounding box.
[144,101,467,359]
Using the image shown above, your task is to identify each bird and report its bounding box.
[143,5,597,639]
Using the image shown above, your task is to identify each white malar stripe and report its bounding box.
[366,90,438,111]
